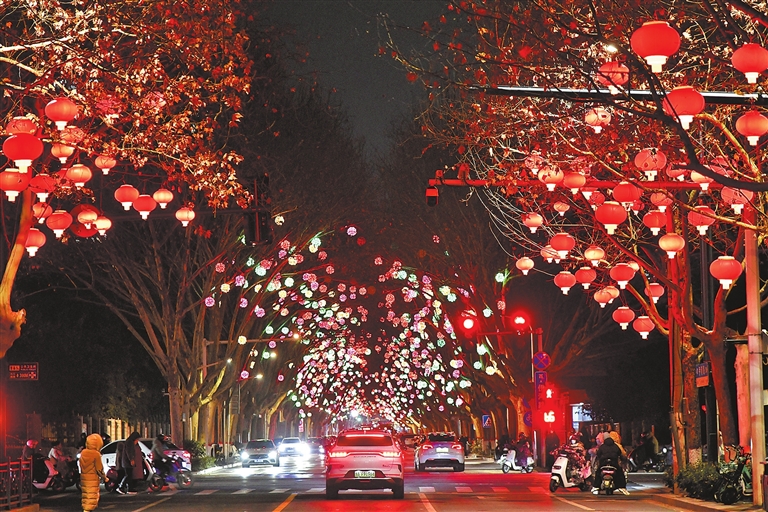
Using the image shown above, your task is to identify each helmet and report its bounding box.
[157,434,170,443]
[26,439,38,448]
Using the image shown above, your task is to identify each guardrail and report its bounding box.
[0,459,33,510]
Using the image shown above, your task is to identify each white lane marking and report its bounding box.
[419,486,436,493]
[269,488,290,493]
[195,489,217,495]
[306,487,325,493]
[131,497,171,512]
[491,486,510,492]
[232,489,252,494]
[419,492,438,512]
[553,495,594,510]
[456,486,473,492]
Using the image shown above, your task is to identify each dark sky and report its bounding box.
[267,0,446,159]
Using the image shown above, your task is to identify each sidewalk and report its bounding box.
[649,492,763,512]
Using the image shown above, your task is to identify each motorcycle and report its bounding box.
[598,464,618,495]
[30,454,65,492]
[103,455,155,492]
[714,446,751,505]
[549,444,592,492]
[628,444,671,473]
[499,448,534,474]
[148,455,194,491]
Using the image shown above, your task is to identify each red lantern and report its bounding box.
[584,245,605,267]
[77,208,98,229]
[541,245,559,263]
[95,215,112,235]
[609,263,636,289]
[659,232,685,259]
[538,166,564,191]
[46,209,73,237]
[645,283,665,304]
[24,228,46,257]
[595,201,627,234]
[153,188,174,209]
[94,154,117,175]
[29,173,56,202]
[65,163,92,188]
[720,187,754,215]
[634,148,667,181]
[51,143,75,164]
[562,172,586,195]
[612,306,635,330]
[710,256,742,290]
[588,190,606,209]
[549,232,576,259]
[593,288,613,309]
[642,209,666,235]
[596,61,629,94]
[2,133,43,172]
[175,206,196,227]
[5,117,38,135]
[666,166,687,182]
[612,181,642,209]
[575,267,596,289]
[735,110,768,146]
[605,285,620,303]
[688,205,716,235]
[632,316,655,339]
[731,43,768,84]
[690,169,714,191]
[584,107,611,133]
[650,191,674,212]
[662,86,705,130]
[522,212,544,233]
[630,21,681,73]
[553,201,570,216]
[70,220,98,238]
[0,168,30,201]
[132,194,157,220]
[114,184,140,210]
[44,97,79,130]
[516,256,534,275]
[524,154,546,174]
[32,202,52,224]
[554,271,577,295]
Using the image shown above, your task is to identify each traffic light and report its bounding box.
[508,310,530,334]
[244,211,272,245]
[541,384,559,426]
[458,310,479,338]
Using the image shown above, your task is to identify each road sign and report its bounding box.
[523,411,532,428]
[696,362,710,388]
[534,371,548,407]
[532,351,551,371]
[8,362,37,380]
[482,415,491,428]
[298,418,304,433]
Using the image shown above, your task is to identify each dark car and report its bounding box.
[307,437,325,454]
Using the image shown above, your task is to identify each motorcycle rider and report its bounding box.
[515,433,532,468]
[48,440,71,482]
[592,435,629,495]
[151,434,172,477]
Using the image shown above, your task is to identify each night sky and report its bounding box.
[267,0,445,159]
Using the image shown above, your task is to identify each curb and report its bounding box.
[650,493,763,512]
[194,465,226,475]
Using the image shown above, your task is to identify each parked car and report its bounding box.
[414,432,465,472]
[101,438,192,472]
[240,439,279,467]
[278,437,309,456]
[325,428,404,499]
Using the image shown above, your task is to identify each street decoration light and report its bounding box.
[594,201,626,234]
[44,97,79,130]
[731,43,768,84]
[515,256,534,275]
[709,256,743,290]
[574,267,596,289]
[735,110,768,146]
[632,316,655,339]
[630,20,681,73]
[553,271,576,295]
[612,307,635,330]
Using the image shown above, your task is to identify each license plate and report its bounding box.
[436,448,449,453]
[354,470,375,478]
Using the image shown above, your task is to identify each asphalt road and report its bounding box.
[35,452,691,511]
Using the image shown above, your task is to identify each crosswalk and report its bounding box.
[187,485,551,496]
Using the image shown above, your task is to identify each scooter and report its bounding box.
[549,445,592,492]
[61,459,80,490]
[598,464,618,495]
[148,456,194,491]
[499,448,534,474]
[30,454,65,492]
[103,456,155,492]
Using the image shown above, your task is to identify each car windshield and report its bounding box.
[140,440,180,451]
[336,434,393,447]
[282,438,300,444]
[246,441,273,449]
[428,433,456,442]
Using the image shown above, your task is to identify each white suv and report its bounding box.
[325,429,404,499]
[414,432,465,472]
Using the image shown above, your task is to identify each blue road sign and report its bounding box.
[523,411,533,428]
[534,371,548,407]
[532,351,551,371]
[482,415,492,428]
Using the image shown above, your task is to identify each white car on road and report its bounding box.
[414,432,465,472]
[101,438,192,472]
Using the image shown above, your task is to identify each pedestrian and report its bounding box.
[113,441,125,493]
[79,433,107,511]
[118,432,141,495]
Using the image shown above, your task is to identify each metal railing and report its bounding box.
[0,459,33,510]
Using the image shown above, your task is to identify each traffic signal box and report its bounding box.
[534,383,567,440]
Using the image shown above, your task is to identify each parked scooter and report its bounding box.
[148,455,194,491]
[30,454,65,492]
[714,446,751,505]
[549,444,592,492]
[499,448,534,474]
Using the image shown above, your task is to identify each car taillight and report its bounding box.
[452,443,463,450]
[381,451,400,457]
[328,451,349,458]
[421,444,433,450]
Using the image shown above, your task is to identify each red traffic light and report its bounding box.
[458,310,479,338]
[508,310,531,333]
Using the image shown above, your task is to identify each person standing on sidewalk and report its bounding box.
[118,432,141,495]
[79,433,107,511]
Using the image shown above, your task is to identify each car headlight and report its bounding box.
[278,444,287,452]
[268,451,277,458]
[240,452,247,460]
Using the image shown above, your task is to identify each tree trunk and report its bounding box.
[681,337,702,464]
[709,339,738,446]
[735,344,750,447]
[168,377,184,445]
